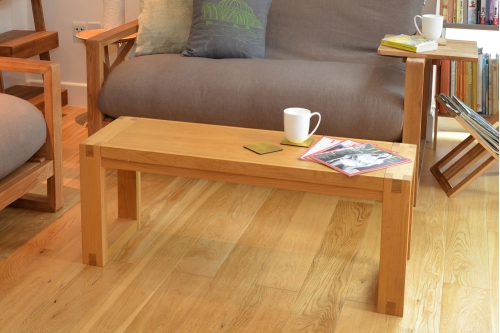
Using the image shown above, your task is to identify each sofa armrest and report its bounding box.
[86,20,139,136]
[0,56,63,211]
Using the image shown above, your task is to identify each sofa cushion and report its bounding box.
[265,0,423,64]
[182,0,273,59]
[99,54,406,142]
[0,94,47,180]
[131,0,193,57]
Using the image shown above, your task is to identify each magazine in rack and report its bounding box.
[438,94,499,154]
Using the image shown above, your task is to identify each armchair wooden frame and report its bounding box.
[83,20,427,185]
[0,57,63,212]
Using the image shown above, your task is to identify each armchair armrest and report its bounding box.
[0,56,63,211]
[87,20,139,46]
[86,20,139,136]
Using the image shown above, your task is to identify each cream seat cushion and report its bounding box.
[0,94,46,180]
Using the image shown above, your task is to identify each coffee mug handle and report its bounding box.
[307,112,321,140]
[414,15,423,36]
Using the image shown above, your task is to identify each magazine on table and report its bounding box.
[308,142,412,177]
[299,136,359,161]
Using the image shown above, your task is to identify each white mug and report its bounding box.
[284,108,321,143]
[414,14,443,41]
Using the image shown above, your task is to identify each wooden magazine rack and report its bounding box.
[431,95,499,197]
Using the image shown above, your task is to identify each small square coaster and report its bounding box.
[280,137,315,147]
[244,142,283,155]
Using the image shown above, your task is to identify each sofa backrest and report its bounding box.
[265,0,424,64]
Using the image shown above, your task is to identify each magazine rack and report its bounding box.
[431,95,499,197]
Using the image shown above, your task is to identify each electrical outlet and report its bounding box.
[87,22,102,30]
[73,21,87,36]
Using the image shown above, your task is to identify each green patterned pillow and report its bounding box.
[182,0,273,59]
[132,0,193,57]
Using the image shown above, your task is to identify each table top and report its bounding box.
[82,117,416,193]
[75,29,137,42]
[377,35,478,62]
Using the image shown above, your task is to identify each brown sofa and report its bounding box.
[85,0,429,170]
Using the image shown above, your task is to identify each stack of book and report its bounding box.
[438,48,499,115]
[441,0,499,25]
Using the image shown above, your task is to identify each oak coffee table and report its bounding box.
[79,116,416,316]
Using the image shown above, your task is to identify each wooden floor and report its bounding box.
[0,105,498,333]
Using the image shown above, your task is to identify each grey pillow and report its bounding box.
[182,0,273,59]
[131,0,193,58]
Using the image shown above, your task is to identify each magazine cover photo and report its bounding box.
[311,143,412,176]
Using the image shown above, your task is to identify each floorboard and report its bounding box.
[0,106,495,333]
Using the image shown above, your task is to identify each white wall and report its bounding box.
[1,0,139,106]
[33,0,140,105]
[0,0,28,31]
[0,0,30,86]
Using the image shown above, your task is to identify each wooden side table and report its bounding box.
[377,36,478,150]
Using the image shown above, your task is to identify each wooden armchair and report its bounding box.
[0,57,63,212]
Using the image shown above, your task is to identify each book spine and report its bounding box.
[467,62,472,106]
[462,61,467,101]
[479,1,487,23]
[440,60,451,113]
[458,0,464,23]
[488,55,492,114]
[472,61,477,111]
[451,60,457,97]
[494,0,499,25]
[493,55,499,114]
[464,0,469,22]
[477,48,483,112]
[468,0,478,23]
[449,0,456,22]
[380,40,416,52]
[442,0,450,21]
[484,54,489,114]
[489,0,495,24]
[483,54,489,114]
[477,0,482,22]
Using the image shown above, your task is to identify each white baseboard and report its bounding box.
[27,79,87,107]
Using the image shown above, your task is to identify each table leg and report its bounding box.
[117,170,141,224]
[107,170,142,258]
[377,176,412,316]
[80,144,108,266]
